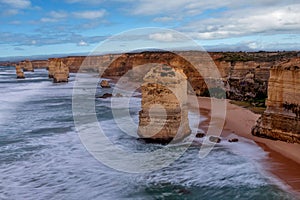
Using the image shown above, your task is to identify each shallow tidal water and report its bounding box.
[0,66,298,200]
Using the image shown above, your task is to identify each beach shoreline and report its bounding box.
[196,96,300,195]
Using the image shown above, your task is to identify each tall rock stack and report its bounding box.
[252,58,300,143]
[138,64,191,143]
[20,60,34,72]
[53,60,69,83]
[15,64,25,79]
[48,58,58,78]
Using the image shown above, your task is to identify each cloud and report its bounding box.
[9,20,21,25]
[128,0,289,16]
[39,11,68,23]
[149,32,185,42]
[2,9,19,16]
[0,31,108,47]
[77,40,88,46]
[180,4,300,40]
[0,0,31,16]
[49,11,68,19]
[40,18,59,23]
[14,47,25,51]
[72,10,106,19]
[0,0,31,9]
[153,17,174,22]
[65,0,104,4]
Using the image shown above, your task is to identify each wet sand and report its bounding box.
[196,97,300,194]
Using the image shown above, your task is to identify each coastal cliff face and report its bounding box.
[46,51,298,101]
[138,65,191,142]
[252,58,300,143]
[61,56,85,73]
[31,60,49,69]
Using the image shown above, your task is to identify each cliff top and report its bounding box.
[273,57,300,70]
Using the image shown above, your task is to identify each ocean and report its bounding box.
[0,66,297,200]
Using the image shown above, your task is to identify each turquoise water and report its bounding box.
[0,66,298,199]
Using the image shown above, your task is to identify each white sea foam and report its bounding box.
[0,81,51,126]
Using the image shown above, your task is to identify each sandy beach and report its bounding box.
[196,97,300,194]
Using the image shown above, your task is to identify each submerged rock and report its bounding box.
[228,138,239,143]
[209,136,221,143]
[115,93,123,97]
[97,93,112,99]
[195,132,205,138]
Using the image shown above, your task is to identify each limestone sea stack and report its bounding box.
[252,57,300,143]
[15,64,25,79]
[138,64,191,143]
[53,60,69,83]
[20,60,34,72]
[100,80,111,88]
[48,58,58,78]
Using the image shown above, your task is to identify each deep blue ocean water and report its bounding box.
[0,66,298,200]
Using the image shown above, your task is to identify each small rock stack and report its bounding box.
[100,80,111,88]
[20,60,34,72]
[48,58,69,83]
[48,58,56,78]
[15,64,25,79]
[54,61,69,83]
[138,64,191,143]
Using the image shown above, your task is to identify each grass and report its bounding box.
[229,100,266,114]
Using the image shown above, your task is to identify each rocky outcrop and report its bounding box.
[48,58,69,82]
[209,136,221,143]
[100,80,111,88]
[53,61,69,83]
[48,58,59,78]
[138,64,191,142]
[252,57,300,143]
[19,60,34,72]
[15,64,25,79]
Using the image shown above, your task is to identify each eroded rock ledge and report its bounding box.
[252,58,300,143]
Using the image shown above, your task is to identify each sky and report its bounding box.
[0,0,300,58]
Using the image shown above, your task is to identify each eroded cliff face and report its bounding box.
[31,60,49,69]
[47,51,299,101]
[252,58,300,143]
[225,61,271,102]
[138,64,191,142]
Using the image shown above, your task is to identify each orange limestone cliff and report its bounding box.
[31,60,49,69]
[46,51,299,102]
[252,57,300,143]
[138,64,191,143]
[15,64,25,79]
